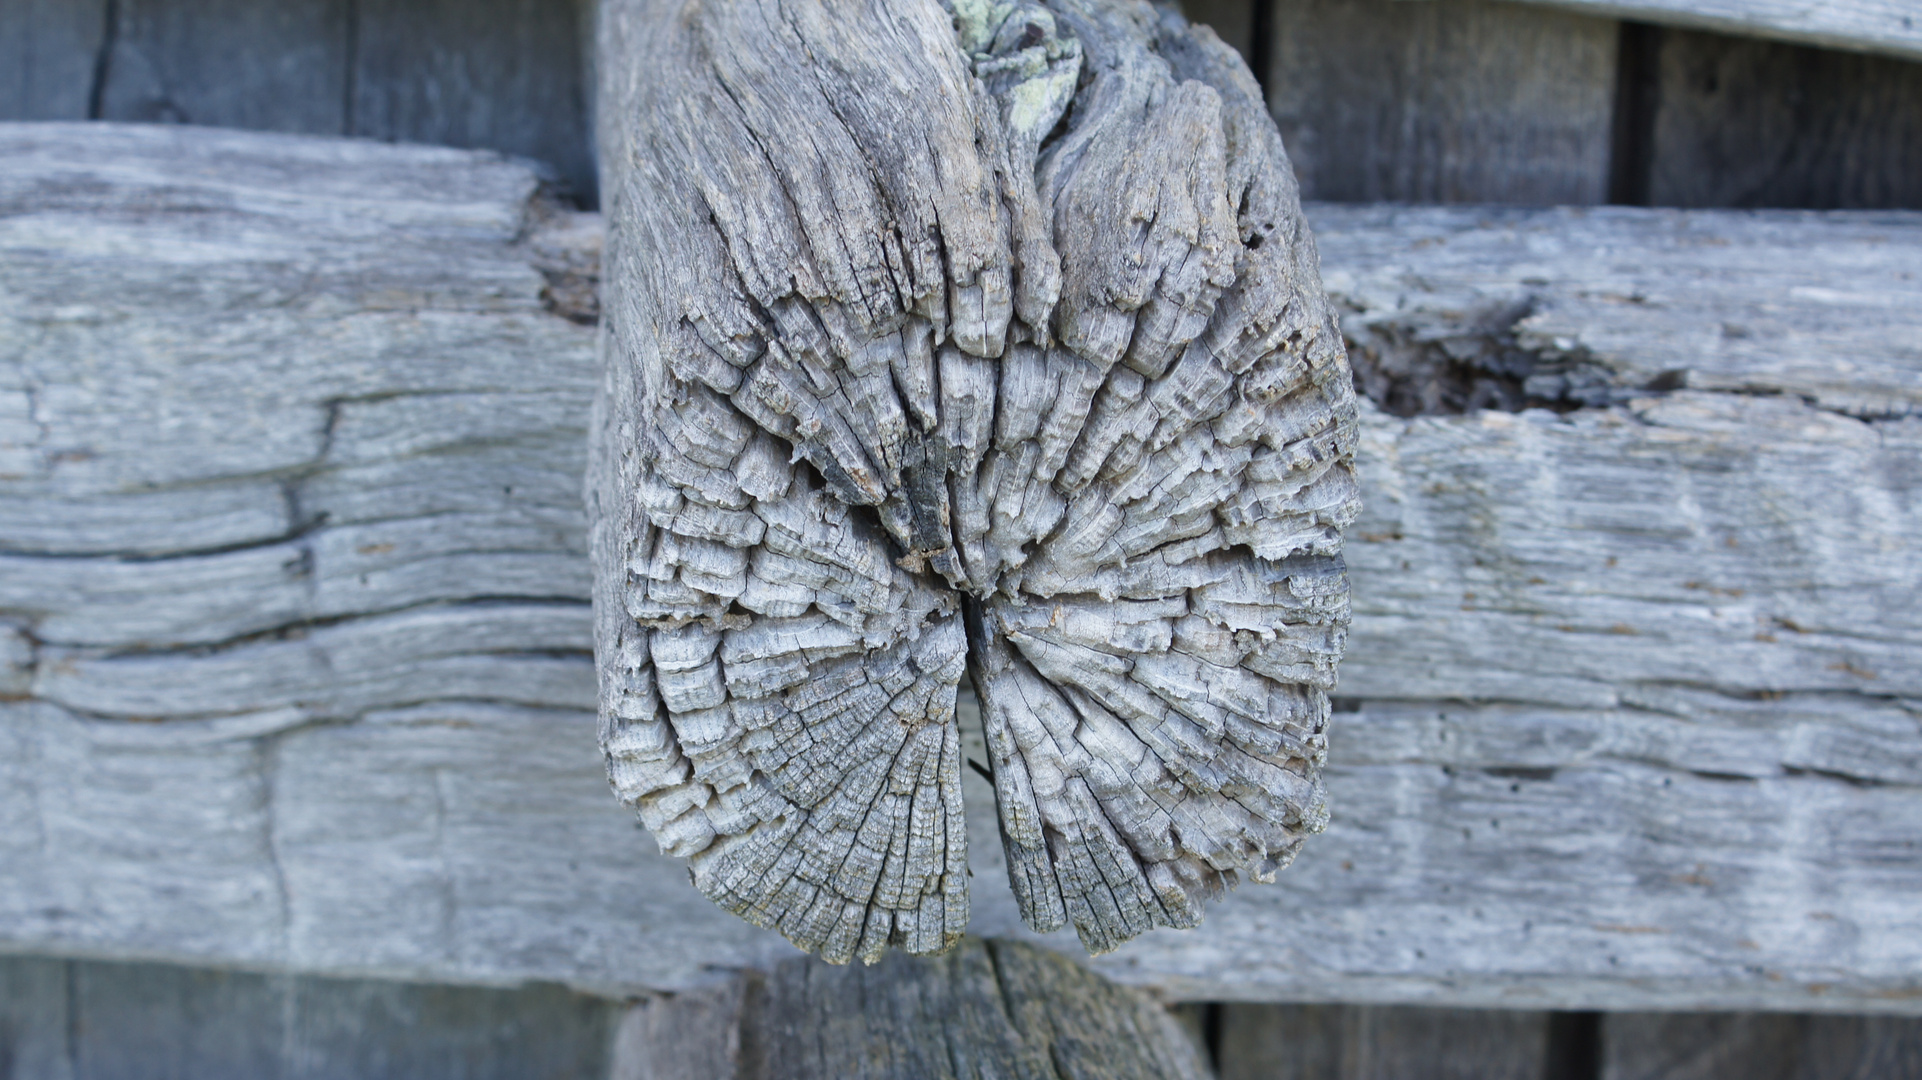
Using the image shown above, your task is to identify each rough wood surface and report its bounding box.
[3,125,1919,1011]
[1264,0,1618,205]
[1640,26,1922,210]
[593,0,1358,961]
[1218,1003,1552,1080]
[608,938,1210,1080]
[1511,0,1922,63]
[1316,203,1922,418]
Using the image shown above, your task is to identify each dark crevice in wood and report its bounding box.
[1202,1000,1224,1072]
[342,0,359,136]
[1544,1010,1603,1080]
[1343,296,1606,417]
[84,0,119,121]
[1607,21,1661,206]
[1247,0,1274,96]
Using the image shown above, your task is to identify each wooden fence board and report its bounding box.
[95,0,350,132]
[0,0,106,121]
[0,955,618,1080]
[1265,0,1618,204]
[1601,1012,1922,1080]
[1643,27,1922,209]
[1512,0,1922,63]
[350,0,596,202]
[3,125,1919,1011]
[1218,1004,1551,1080]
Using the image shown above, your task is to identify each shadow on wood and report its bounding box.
[610,938,1210,1080]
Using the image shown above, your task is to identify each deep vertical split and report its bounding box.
[342,0,360,136]
[1608,21,1662,206]
[1543,1011,1604,1080]
[85,0,119,121]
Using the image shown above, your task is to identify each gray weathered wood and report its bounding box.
[593,0,1357,961]
[1219,1003,1552,1080]
[0,954,618,1080]
[1602,1012,1922,1080]
[95,0,350,132]
[1314,203,1922,418]
[609,938,1211,1080]
[350,0,597,202]
[1510,0,1922,63]
[3,125,1920,1011]
[1265,0,1618,205]
[0,0,106,121]
[1641,27,1922,210]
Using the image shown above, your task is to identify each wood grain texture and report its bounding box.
[351,0,597,203]
[1510,0,1922,63]
[1642,27,1922,210]
[1602,1012,1922,1080]
[1218,1003,1552,1080]
[0,0,106,121]
[0,954,618,1080]
[1264,0,1618,205]
[3,125,1920,1010]
[1314,203,1922,418]
[594,0,1357,961]
[95,0,350,132]
[609,938,1211,1080]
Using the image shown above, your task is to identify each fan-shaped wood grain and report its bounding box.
[592,0,1358,960]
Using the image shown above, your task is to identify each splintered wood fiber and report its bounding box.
[591,0,1360,961]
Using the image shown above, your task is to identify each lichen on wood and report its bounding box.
[591,0,1358,961]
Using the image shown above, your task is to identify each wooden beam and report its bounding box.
[3,124,1920,1011]
[1508,0,1922,63]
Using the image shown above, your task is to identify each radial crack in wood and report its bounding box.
[592,0,1357,962]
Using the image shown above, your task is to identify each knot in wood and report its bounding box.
[591,0,1360,963]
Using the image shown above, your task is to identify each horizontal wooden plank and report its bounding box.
[1311,203,1922,418]
[2,125,1919,1011]
[1513,0,1922,63]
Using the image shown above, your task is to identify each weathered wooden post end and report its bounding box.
[589,0,1356,1063]
[4,0,1922,1071]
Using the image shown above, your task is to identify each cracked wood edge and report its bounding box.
[591,0,1357,961]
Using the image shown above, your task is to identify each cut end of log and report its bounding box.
[591,0,1357,960]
